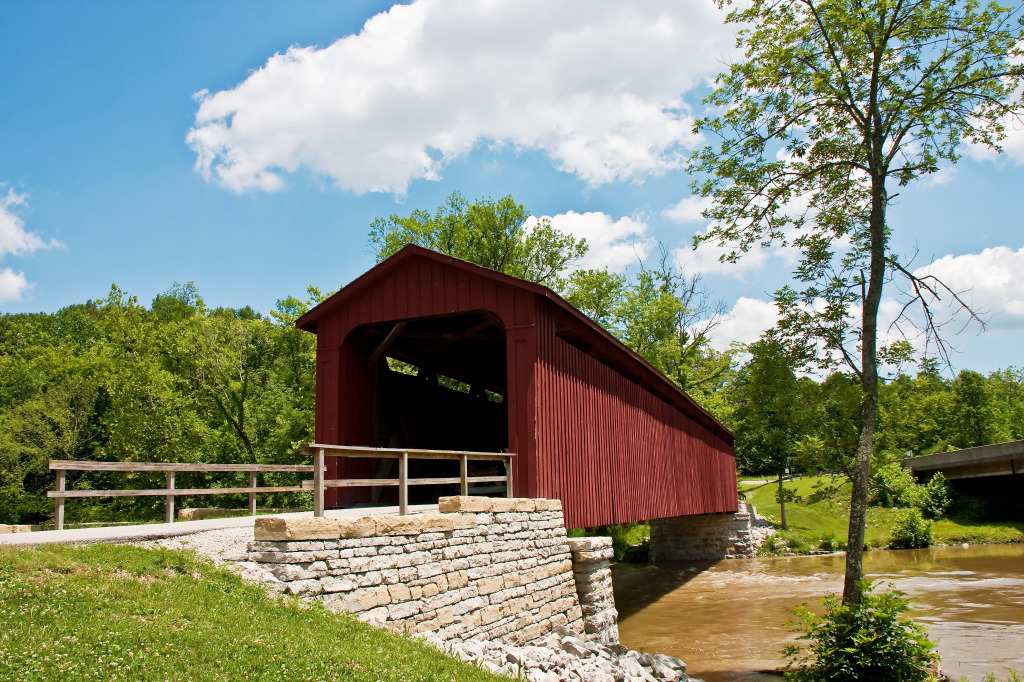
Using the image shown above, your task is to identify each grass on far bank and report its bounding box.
[740,475,1024,554]
[0,543,501,682]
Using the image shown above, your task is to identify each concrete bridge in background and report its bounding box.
[904,439,1024,481]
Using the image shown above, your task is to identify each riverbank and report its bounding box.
[739,476,1024,554]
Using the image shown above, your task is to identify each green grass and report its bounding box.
[741,476,1024,554]
[0,544,501,682]
[932,518,1024,545]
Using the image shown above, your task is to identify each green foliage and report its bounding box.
[730,334,807,477]
[950,370,1004,448]
[921,473,952,520]
[888,508,933,550]
[0,283,331,524]
[368,191,586,289]
[870,464,951,519]
[607,523,651,563]
[870,463,924,509]
[776,486,804,505]
[0,544,501,681]
[817,530,846,552]
[784,582,939,682]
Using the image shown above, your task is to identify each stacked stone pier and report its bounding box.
[566,536,620,645]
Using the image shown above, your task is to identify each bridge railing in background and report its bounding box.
[298,443,515,516]
[47,461,314,531]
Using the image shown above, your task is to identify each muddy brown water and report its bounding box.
[612,544,1024,682]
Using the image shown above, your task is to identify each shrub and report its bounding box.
[784,582,939,682]
[758,534,789,556]
[921,473,952,519]
[871,463,952,519]
[871,463,923,508]
[607,523,650,562]
[817,531,845,552]
[889,508,932,549]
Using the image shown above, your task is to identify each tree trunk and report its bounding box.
[778,470,788,530]
[843,171,887,605]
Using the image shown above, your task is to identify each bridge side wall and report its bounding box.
[535,319,738,529]
[246,497,589,645]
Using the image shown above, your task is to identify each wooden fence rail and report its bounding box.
[49,446,515,528]
[47,461,313,530]
[297,444,516,516]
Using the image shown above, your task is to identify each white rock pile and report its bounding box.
[415,626,698,682]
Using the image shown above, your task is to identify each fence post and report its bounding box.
[505,456,514,498]
[165,471,175,524]
[460,455,468,496]
[398,451,408,516]
[55,469,66,531]
[249,470,258,516]
[313,449,325,517]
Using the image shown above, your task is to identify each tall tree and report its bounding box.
[368,191,586,289]
[731,334,807,529]
[690,0,1023,603]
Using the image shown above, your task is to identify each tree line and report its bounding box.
[0,283,328,524]
[726,335,1024,482]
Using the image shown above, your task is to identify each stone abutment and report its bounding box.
[246,496,622,647]
[648,501,772,562]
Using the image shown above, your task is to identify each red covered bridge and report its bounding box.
[295,245,737,528]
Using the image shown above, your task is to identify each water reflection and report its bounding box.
[612,545,1024,682]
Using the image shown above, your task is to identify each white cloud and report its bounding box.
[187,0,736,194]
[671,225,805,280]
[966,112,1024,164]
[672,239,773,279]
[0,267,31,303]
[913,246,1024,330]
[916,166,957,187]
[1,188,60,257]
[706,297,779,352]
[532,211,653,272]
[0,187,61,304]
[662,195,714,223]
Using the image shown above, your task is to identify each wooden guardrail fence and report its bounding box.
[298,444,515,516]
[47,461,313,531]
[48,445,515,528]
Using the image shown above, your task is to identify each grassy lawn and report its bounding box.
[0,543,501,682]
[741,476,1024,554]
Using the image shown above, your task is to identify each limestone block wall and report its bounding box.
[247,497,585,645]
[649,501,765,562]
[566,537,620,645]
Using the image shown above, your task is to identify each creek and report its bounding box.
[612,544,1024,682]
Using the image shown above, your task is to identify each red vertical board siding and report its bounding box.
[534,304,736,529]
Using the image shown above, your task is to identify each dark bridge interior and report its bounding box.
[348,311,510,503]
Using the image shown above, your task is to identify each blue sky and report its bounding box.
[2,1,1022,375]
